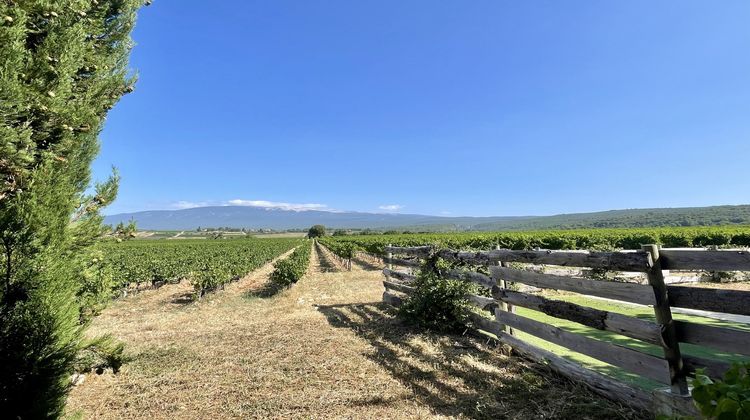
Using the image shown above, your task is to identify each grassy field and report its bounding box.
[502,288,750,390]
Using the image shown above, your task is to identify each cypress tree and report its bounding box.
[0,1,144,417]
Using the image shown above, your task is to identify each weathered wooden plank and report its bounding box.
[438,249,653,272]
[490,266,656,305]
[383,280,414,295]
[643,245,688,395]
[497,329,653,411]
[494,310,671,384]
[383,246,433,257]
[382,268,416,282]
[660,249,750,271]
[468,311,504,336]
[382,257,421,268]
[497,257,516,335]
[667,285,750,316]
[675,321,750,356]
[382,291,403,307]
[444,269,496,289]
[492,288,663,345]
[466,294,499,313]
[683,354,733,380]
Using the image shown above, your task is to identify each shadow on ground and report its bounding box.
[351,257,382,272]
[244,282,286,299]
[316,302,647,420]
[316,252,340,273]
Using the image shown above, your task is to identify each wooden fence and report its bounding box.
[380,244,750,416]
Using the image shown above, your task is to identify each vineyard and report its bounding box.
[99,238,302,297]
[270,242,312,287]
[320,225,750,256]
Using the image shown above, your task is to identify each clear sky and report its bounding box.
[94,1,750,217]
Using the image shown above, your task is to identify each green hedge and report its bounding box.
[321,226,750,255]
[270,242,312,287]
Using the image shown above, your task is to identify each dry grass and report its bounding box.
[65,247,647,419]
[678,280,750,291]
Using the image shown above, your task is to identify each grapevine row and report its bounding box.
[99,238,302,297]
[320,225,750,256]
[270,242,312,287]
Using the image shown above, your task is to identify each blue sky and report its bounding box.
[94,1,750,217]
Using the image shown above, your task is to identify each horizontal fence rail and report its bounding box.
[437,248,654,272]
[659,249,750,271]
[490,266,657,305]
[378,243,750,416]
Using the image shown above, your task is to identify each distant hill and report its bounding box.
[103,204,750,231]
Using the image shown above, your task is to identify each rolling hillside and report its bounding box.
[103,204,750,231]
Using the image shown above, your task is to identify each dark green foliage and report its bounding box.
[113,219,137,241]
[73,335,129,375]
[321,226,750,256]
[399,258,474,333]
[100,238,300,296]
[319,238,357,259]
[307,224,326,238]
[270,243,311,288]
[0,1,144,416]
[692,363,750,419]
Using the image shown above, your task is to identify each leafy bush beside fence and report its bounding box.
[398,258,477,333]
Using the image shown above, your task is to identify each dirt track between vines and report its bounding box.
[66,243,644,419]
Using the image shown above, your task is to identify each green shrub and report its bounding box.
[270,244,312,288]
[398,258,474,333]
[307,225,326,238]
[0,1,144,416]
[692,362,750,419]
[74,335,130,375]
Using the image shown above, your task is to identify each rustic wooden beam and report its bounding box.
[438,249,653,272]
[490,266,656,305]
[667,286,750,316]
[675,321,750,356]
[660,249,750,271]
[444,268,496,289]
[492,326,654,412]
[382,257,421,268]
[466,294,498,313]
[491,288,663,346]
[383,280,414,295]
[497,246,516,336]
[382,268,416,282]
[467,311,504,336]
[643,245,689,395]
[494,309,671,384]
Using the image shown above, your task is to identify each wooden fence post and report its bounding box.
[387,244,393,271]
[642,244,689,395]
[495,244,515,336]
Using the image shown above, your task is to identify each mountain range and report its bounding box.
[103,204,750,231]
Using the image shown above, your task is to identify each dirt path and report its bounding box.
[66,246,644,419]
